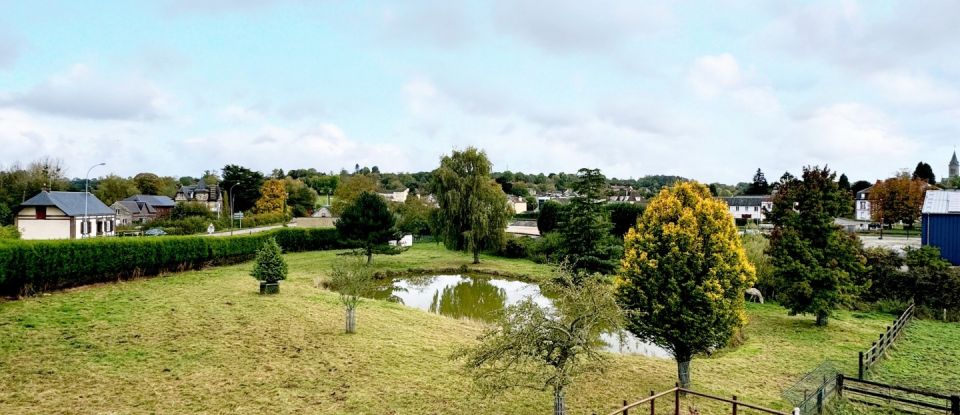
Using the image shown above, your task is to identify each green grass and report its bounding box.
[0,244,955,414]
[869,319,960,394]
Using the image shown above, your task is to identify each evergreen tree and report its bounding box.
[222,164,265,213]
[559,168,618,273]
[431,147,512,264]
[617,181,755,388]
[335,192,398,264]
[537,200,564,234]
[745,168,770,195]
[251,238,288,290]
[768,166,865,326]
[912,162,936,185]
[838,174,851,192]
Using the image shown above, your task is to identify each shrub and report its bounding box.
[526,232,565,264]
[171,202,213,220]
[0,225,19,240]
[498,235,530,259]
[251,238,287,283]
[0,228,348,296]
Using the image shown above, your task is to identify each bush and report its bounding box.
[171,202,214,220]
[498,235,531,259]
[251,238,287,283]
[741,231,775,297]
[0,225,19,240]
[0,228,349,296]
[526,232,565,264]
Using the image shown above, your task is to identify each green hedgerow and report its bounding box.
[250,237,288,283]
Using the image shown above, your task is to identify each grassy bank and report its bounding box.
[0,244,953,414]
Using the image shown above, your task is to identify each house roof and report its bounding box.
[113,201,144,214]
[21,191,114,216]
[124,194,175,208]
[922,190,960,214]
[856,186,874,198]
[721,196,771,207]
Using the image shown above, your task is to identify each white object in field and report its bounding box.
[389,234,414,247]
[745,287,764,304]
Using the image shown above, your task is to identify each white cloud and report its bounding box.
[493,0,672,52]
[2,64,172,120]
[868,71,960,110]
[379,3,474,48]
[687,53,781,114]
[792,103,918,168]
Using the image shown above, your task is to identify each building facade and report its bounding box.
[15,191,116,240]
[855,186,873,221]
[921,190,960,265]
[175,182,222,213]
[720,196,773,222]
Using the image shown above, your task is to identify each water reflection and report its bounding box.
[365,274,670,358]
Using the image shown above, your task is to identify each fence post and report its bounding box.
[950,395,959,415]
[836,373,844,397]
[622,399,628,415]
[650,391,655,415]
[732,395,738,415]
[675,383,680,415]
[858,351,864,380]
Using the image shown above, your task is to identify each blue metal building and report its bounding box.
[920,190,960,265]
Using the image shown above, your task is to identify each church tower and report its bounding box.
[950,150,959,179]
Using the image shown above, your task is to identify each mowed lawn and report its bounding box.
[0,244,943,414]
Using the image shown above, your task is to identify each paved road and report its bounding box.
[859,235,921,252]
[207,223,293,237]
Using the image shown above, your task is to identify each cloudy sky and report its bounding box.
[1,0,958,183]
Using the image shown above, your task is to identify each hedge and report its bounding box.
[0,228,350,297]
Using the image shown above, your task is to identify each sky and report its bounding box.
[0,0,958,184]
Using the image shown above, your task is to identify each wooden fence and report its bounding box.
[837,374,959,414]
[858,302,914,380]
[599,385,799,415]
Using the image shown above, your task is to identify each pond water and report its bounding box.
[366,274,670,358]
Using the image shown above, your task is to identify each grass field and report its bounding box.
[870,319,960,394]
[0,244,954,414]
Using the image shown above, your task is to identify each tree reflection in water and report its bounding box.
[427,278,507,322]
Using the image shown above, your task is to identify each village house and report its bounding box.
[15,190,116,240]
[855,186,873,221]
[720,195,773,223]
[378,188,410,203]
[507,195,528,214]
[175,181,222,213]
[124,195,176,217]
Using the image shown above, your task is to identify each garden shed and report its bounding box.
[920,190,960,265]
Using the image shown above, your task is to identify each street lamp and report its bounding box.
[229,183,239,236]
[84,162,106,238]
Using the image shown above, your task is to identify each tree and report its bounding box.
[537,200,564,234]
[254,179,288,214]
[617,181,755,388]
[559,168,618,273]
[869,174,927,229]
[768,166,865,326]
[284,178,319,217]
[332,174,377,216]
[133,172,162,195]
[431,147,512,264]
[742,227,776,298]
[744,168,770,195]
[912,162,936,185]
[327,257,375,334]
[94,175,138,206]
[457,270,622,415]
[394,196,434,237]
[838,174,851,193]
[335,192,398,264]
[222,165,265,213]
[251,237,288,293]
[607,202,644,238]
[850,180,872,195]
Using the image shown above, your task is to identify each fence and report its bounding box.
[782,361,840,415]
[599,385,798,415]
[837,374,960,414]
[858,302,914,380]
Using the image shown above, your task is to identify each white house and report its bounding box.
[720,196,773,222]
[378,188,410,203]
[507,195,527,214]
[855,186,873,221]
[15,191,116,240]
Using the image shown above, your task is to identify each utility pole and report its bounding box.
[83,162,106,238]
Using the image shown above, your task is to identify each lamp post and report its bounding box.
[229,183,239,236]
[83,162,106,238]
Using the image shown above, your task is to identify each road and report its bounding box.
[207,223,293,237]
[859,235,920,253]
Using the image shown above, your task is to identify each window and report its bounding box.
[736,206,740,211]
[36,206,47,220]
[754,206,759,212]
[96,221,103,235]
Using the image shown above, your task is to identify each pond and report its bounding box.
[365,274,671,358]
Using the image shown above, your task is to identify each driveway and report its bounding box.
[859,235,921,253]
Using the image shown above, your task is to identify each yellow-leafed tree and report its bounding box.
[254,179,287,214]
[616,181,756,388]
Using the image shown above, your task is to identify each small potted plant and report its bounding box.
[251,237,287,294]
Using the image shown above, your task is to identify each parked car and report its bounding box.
[144,228,167,236]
